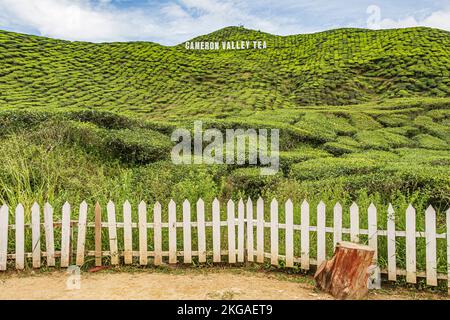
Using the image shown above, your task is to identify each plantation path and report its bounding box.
[0,268,447,300]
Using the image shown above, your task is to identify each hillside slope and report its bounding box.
[0,27,449,118]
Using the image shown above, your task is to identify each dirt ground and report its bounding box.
[0,267,447,300]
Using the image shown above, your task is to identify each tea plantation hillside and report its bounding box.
[0,26,449,118]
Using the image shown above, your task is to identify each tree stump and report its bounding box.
[314,241,375,300]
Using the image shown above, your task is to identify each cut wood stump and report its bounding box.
[314,241,375,300]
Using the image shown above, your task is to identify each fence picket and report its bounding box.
[317,201,326,266]
[387,204,396,281]
[256,197,264,263]
[270,199,279,266]
[168,200,177,264]
[183,200,192,264]
[246,198,254,262]
[76,201,87,266]
[61,202,71,268]
[368,203,381,289]
[212,198,221,263]
[31,203,41,269]
[237,199,245,263]
[95,202,102,266]
[333,202,342,248]
[107,201,119,266]
[350,202,359,243]
[406,204,417,284]
[0,205,8,271]
[43,203,55,267]
[285,199,294,268]
[138,201,147,266]
[227,200,236,264]
[301,200,310,270]
[196,199,206,263]
[123,201,133,265]
[153,202,162,265]
[15,204,24,270]
[425,205,437,286]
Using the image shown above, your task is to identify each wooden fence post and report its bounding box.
[196,199,206,263]
[107,201,119,266]
[246,198,254,262]
[406,204,417,284]
[227,200,236,264]
[0,205,8,271]
[168,200,177,264]
[333,202,342,248]
[212,198,221,263]
[425,205,437,286]
[95,202,102,267]
[44,202,55,267]
[15,204,24,270]
[76,201,87,266]
[350,202,359,243]
[61,202,71,268]
[285,199,294,268]
[153,202,162,266]
[138,201,147,266]
[301,200,310,270]
[256,197,264,263]
[317,201,326,267]
[387,204,396,281]
[183,200,192,264]
[123,201,133,265]
[270,199,279,266]
[31,203,41,269]
[237,199,245,263]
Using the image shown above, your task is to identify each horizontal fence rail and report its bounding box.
[0,199,449,293]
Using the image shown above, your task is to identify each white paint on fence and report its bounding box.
[350,202,359,243]
[0,205,8,271]
[333,202,342,248]
[107,201,119,266]
[256,197,264,263]
[387,204,396,281]
[44,202,55,267]
[285,199,294,268]
[138,201,147,265]
[406,204,417,284]
[197,199,206,263]
[246,198,254,262]
[0,199,448,293]
[168,200,177,264]
[212,198,221,263]
[227,200,236,264]
[31,202,41,268]
[425,205,437,286]
[153,202,162,265]
[15,204,24,270]
[76,201,87,266]
[183,200,192,264]
[317,201,326,266]
[270,199,279,266]
[123,201,133,265]
[237,199,245,263]
[301,200,310,270]
[60,202,71,268]
[368,203,380,289]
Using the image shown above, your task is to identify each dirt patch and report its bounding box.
[0,268,447,300]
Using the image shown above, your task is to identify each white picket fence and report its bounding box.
[0,198,449,293]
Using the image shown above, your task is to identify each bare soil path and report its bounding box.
[0,267,447,300]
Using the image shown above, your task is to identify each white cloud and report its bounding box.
[0,0,448,45]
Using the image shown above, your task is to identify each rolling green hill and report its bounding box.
[0,26,449,119]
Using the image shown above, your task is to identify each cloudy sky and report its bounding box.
[0,0,449,45]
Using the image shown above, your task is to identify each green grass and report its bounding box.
[0,27,449,283]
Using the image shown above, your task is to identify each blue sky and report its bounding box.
[0,0,449,45]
